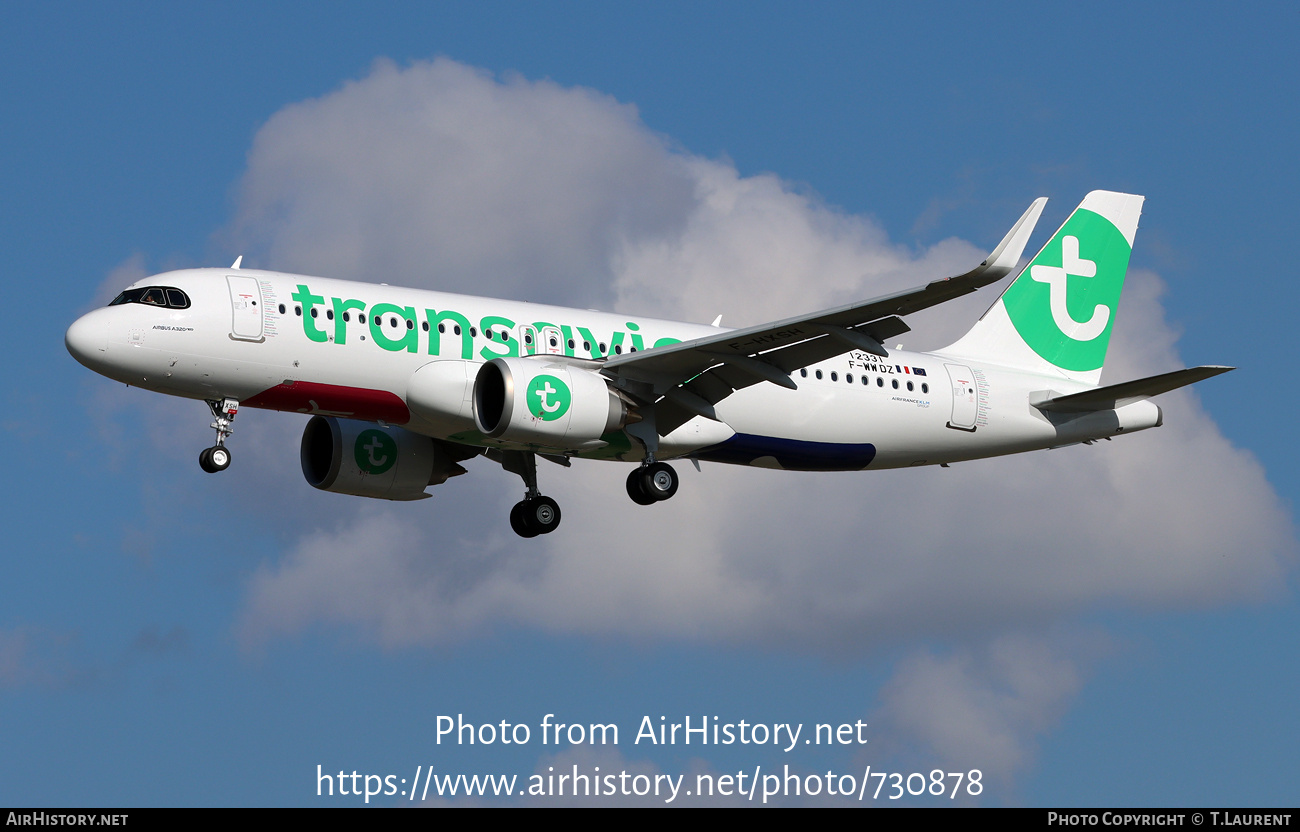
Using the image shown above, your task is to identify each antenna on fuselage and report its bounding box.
[230,255,243,269]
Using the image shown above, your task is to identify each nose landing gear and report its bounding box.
[199,398,238,474]
[199,444,231,473]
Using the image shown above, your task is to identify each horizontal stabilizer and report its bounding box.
[1031,365,1234,413]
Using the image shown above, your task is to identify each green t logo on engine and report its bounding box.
[526,374,572,421]
[355,429,397,474]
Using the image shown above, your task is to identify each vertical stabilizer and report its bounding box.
[941,191,1144,385]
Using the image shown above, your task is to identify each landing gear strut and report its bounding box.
[499,450,562,538]
[623,413,679,506]
[199,398,238,474]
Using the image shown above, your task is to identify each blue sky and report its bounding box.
[3,2,1297,806]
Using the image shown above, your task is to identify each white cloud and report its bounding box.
[869,632,1104,794]
[0,626,77,690]
[0,628,29,688]
[215,58,1294,656]
[227,57,695,311]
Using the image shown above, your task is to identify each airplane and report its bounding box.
[65,191,1231,538]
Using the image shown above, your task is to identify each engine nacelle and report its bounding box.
[300,416,463,501]
[406,359,477,435]
[473,357,628,451]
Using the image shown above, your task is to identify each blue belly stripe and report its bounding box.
[694,433,876,471]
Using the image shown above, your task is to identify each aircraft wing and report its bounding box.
[601,197,1047,434]
[1030,366,1234,413]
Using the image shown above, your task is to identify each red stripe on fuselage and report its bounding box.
[243,380,411,424]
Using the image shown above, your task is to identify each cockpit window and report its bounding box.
[109,286,191,309]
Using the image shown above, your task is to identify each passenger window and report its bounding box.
[892,379,899,389]
[359,314,366,324]
[907,381,914,391]
[815,370,823,379]
[877,377,883,387]
[846,374,853,384]
[406,319,414,330]
[614,344,622,354]
[279,304,286,314]
[422,321,429,332]
[310,307,318,318]
[800,369,808,378]
[343,312,350,322]
[830,372,838,382]
[326,309,334,320]
[438,323,446,333]
[922,383,929,394]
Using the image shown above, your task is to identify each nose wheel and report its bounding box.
[199,398,238,474]
[199,445,232,473]
[626,462,679,505]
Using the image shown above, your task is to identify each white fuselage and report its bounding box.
[66,268,1161,471]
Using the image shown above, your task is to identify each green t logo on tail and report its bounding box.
[1001,208,1132,372]
[355,429,397,474]
[527,374,571,421]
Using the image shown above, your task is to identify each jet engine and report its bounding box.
[473,357,629,451]
[406,360,477,435]
[300,415,467,501]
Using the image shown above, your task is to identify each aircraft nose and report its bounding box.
[65,309,109,369]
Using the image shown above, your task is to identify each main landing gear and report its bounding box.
[510,495,561,539]
[198,398,238,474]
[499,450,562,538]
[622,410,680,506]
[626,461,679,505]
